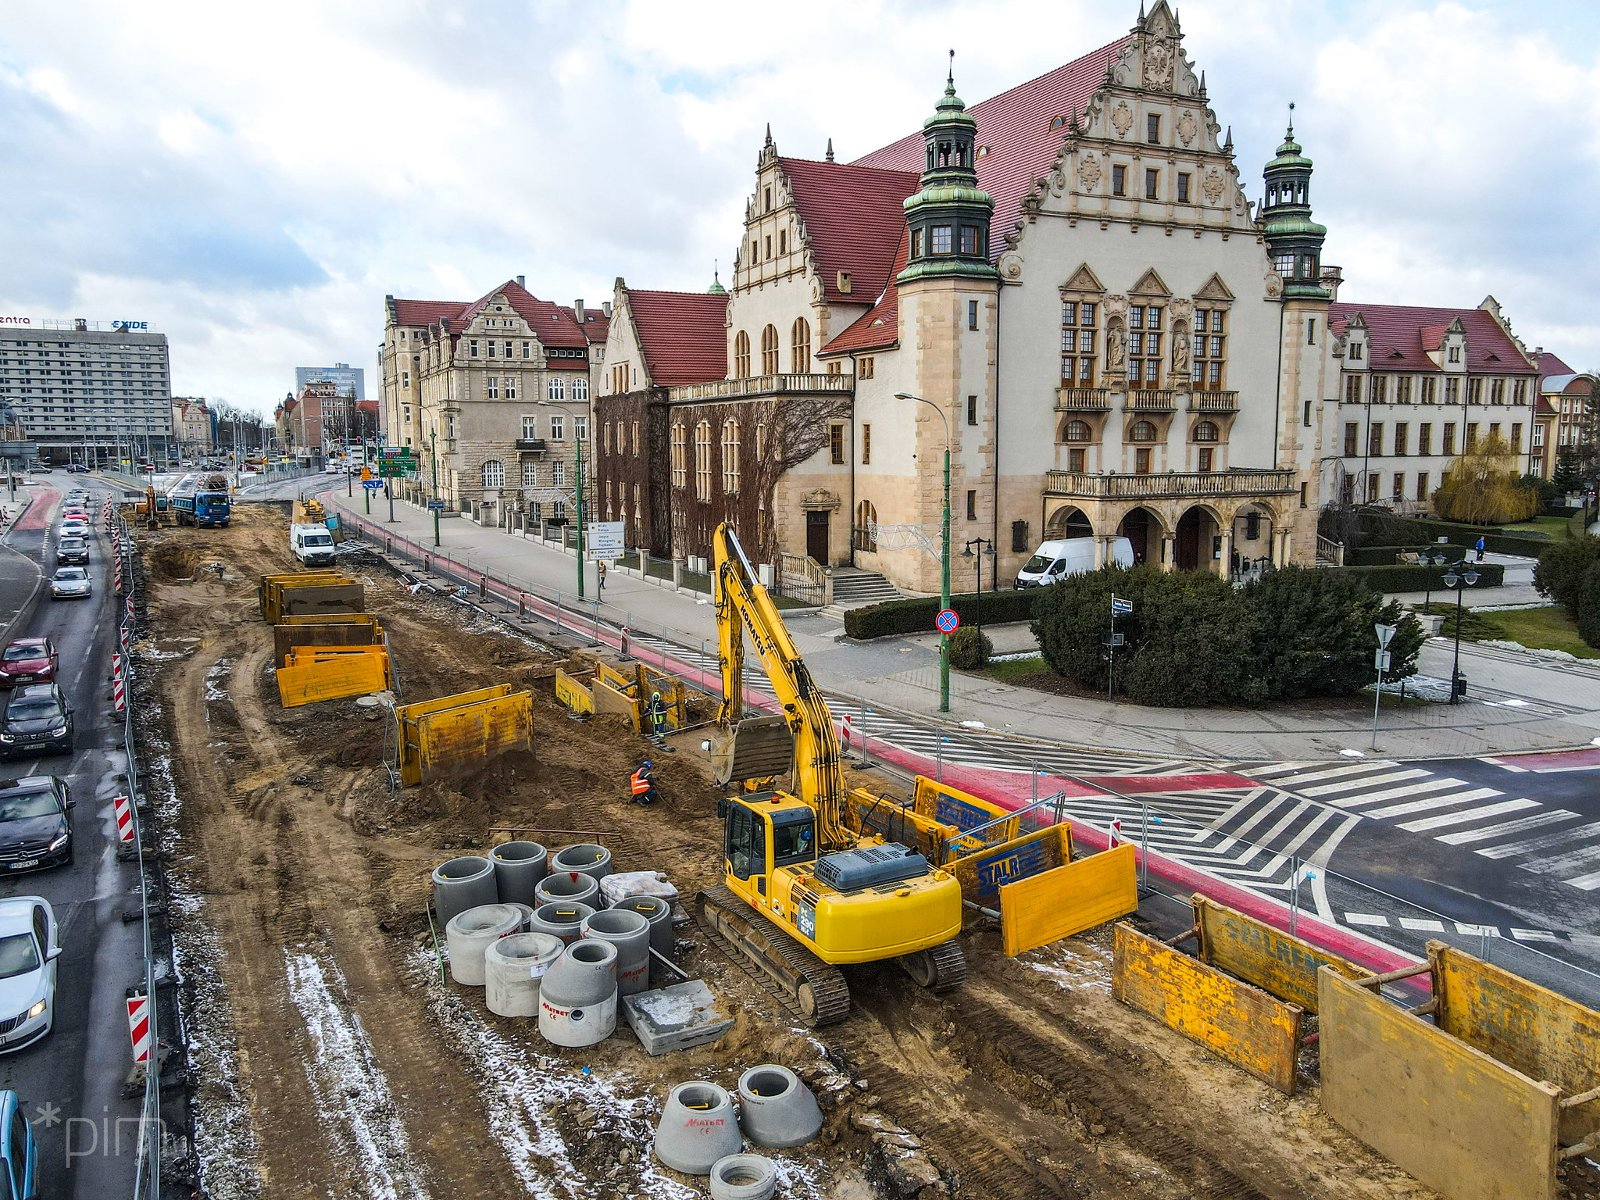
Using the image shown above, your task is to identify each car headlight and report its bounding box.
[50,727,65,737]
[0,734,14,744]
[26,1000,45,1020]
[48,833,68,852]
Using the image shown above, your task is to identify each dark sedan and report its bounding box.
[0,778,73,872]
[0,687,72,759]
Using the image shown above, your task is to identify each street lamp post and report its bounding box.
[536,399,588,601]
[1442,559,1481,703]
[961,537,995,641]
[895,392,952,712]
[428,429,441,547]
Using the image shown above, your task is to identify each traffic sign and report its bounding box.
[1374,622,1396,648]
[935,608,960,634]
[362,479,384,491]
[587,520,625,561]
[1111,594,1133,615]
[427,499,445,511]
[360,466,373,482]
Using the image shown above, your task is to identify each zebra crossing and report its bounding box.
[1245,761,1600,892]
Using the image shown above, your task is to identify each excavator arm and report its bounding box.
[711,523,851,850]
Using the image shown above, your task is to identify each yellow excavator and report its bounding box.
[697,523,965,1026]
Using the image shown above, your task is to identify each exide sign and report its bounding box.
[112,320,148,331]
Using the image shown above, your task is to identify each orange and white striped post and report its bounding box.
[113,795,134,844]
[111,655,126,713]
[125,992,151,1064]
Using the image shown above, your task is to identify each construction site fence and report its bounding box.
[107,508,169,1200]
[335,511,1600,1012]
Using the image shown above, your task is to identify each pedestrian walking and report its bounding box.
[1474,535,1486,563]
[596,558,608,594]
[630,760,659,806]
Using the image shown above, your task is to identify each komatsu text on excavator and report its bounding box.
[697,523,965,1026]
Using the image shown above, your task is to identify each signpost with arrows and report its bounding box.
[1107,594,1133,699]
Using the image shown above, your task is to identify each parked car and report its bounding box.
[65,463,89,473]
[47,568,91,601]
[0,1087,41,1189]
[26,467,49,476]
[0,777,73,872]
[0,641,56,689]
[0,898,61,1058]
[0,686,72,759]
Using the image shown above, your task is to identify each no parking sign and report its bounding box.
[935,608,959,634]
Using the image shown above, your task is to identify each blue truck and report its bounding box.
[169,473,232,528]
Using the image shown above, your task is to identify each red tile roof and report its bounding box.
[779,158,920,304]
[456,280,593,350]
[821,230,909,357]
[852,35,1134,255]
[1538,351,1574,377]
[1328,303,1538,374]
[625,289,729,387]
[389,298,469,327]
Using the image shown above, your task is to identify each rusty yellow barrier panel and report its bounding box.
[396,686,533,787]
[554,670,594,715]
[259,573,364,624]
[1000,842,1136,956]
[276,646,391,708]
[845,788,947,860]
[258,570,343,620]
[280,613,383,628]
[912,777,1017,855]
[1192,894,1365,1014]
[948,824,1072,907]
[1427,941,1600,1147]
[1320,967,1561,1200]
[1112,923,1302,1094]
[273,620,384,667]
[591,672,637,721]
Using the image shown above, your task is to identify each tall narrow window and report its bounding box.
[1443,422,1456,455]
[721,419,740,492]
[694,420,712,500]
[1416,472,1429,501]
[829,424,845,465]
[1112,165,1126,196]
[1393,424,1408,456]
[733,331,751,378]
[1060,300,1099,385]
[1419,422,1432,455]
[967,395,978,426]
[1128,304,1164,385]
[1176,173,1190,202]
[861,423,871,465]
[1192,307,1227,389]
[966,490,976,521]
[550,416,565,441]
[1144,168,1159,200]
[790,318,811,373]
[1134,448,1152,474]
[968,300,979,330]
[670,422,686,488]
[523,416,538,440]
[1368,423,1383,457]
[760,325,779,374]
[1146,113,1161,144]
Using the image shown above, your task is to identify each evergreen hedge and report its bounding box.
[1334,562,1504,592]
[843,589,1038,639]
[1356,512,1550,558]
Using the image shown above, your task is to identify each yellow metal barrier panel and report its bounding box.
[1320,967,1562,1200]
[949,824,1072,906]
[395,685,512,724]
[1192,894,1364,1014]
[1112,923,1302,1094]
[276,648,390,708]
[553,670,594,716]
[912,777,1017,850]
[1000,842,1136,956]
[399,689,534,787]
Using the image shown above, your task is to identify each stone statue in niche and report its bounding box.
[1172,322,1191,379]
[1106,320,1127,371]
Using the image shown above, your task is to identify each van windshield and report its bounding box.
[1022,554,1055,574]
[305,535,332,547]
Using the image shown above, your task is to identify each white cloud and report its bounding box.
[0,0,1597,419]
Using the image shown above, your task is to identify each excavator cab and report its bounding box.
[725,797,817,898]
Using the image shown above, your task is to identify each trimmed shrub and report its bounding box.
[1355,512,1549,558]
[1578,562,1600,649]
[948,626,992,670]
[844,589,1036,639]
[1243,567,1423,698]
[1334,563,1504,592]
[1533,536,1600,619]
[1120,571,1251,707]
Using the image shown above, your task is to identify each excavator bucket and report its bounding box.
[712,714,794,786]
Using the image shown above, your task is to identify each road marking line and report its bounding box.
[1477,819,1600,860]
[1510,928,1561,942]
[1255,800,1322,849]
[1398,918,1447,932]
[1564,869,1600,891]
[1278,807,1340,858]
[1247,762,1316,777]
[1321,777,1464,808]
[1435,810,1581,845]
[1263,762,1392,787]
[1299,769,1429,796]
[1363,787,1500,819]
[1224,795,1306,843]
[1517,841,1600,879]
[1344,913,1389,927]
[1396,798,1539,833]
[1305,814,1363,867]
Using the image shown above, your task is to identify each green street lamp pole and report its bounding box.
[429,430,441,547]
[897,392,952,713]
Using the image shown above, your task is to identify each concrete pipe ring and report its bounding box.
[484,932,564,1018]
[653,1081,743,1175]
[709,1154,778,1200]
[528,901,596,945]
[612,894,674,962]
[538,939,619,1048]
[431,855,499,926]
[736,1064,823,1149]
[551,842,612,882]
[488,840,549,907]
[579,907,651,997]
[444,903,523,988]
[534,870,601,909]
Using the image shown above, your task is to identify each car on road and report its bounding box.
[0,898,61,1058]
[0,686,73,759]
[65,463,89,473]
[58,508,88,524]
[0,777,73,873]
[47,568,91,601]
[25,466,49,475]
[57,522,88,542]
[0,1088,40,1192]
[65,490,90,504]
[0,642,56,689]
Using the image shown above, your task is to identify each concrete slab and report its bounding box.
[622,980,734,1056]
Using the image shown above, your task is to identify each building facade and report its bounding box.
[171,397,214,454]
[0,318,172,464]
[1532,351,1598,481]
[295,362,365,400]
[378,280,608,524]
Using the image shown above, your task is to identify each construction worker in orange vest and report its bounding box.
[630,760,659,806]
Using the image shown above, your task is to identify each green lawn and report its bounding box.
[1418,603,1600,659]
[1498,515,1569,538]
[981,655,1048,682]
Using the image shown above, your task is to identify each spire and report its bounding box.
[947,48,955,93]
[1286,100,1295,140]
[1199,69,1206,94]
[899,57,996,286]
[1262,104,1328,300]
[764,122,772,148]
[707,260,726,297]
[1224,125,1234,152]
[1067,107,1080,135]
[1138,0,1147,23]
[825,137,834,163]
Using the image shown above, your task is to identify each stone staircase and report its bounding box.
[818,568,902,621]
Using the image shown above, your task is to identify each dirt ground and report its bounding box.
[138,504,1469,1200]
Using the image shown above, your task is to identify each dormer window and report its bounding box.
[1448,346,1462,363]
[1350,341,1364,361]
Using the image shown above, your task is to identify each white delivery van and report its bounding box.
[290,523,337,568]
[1014,536,1133,588]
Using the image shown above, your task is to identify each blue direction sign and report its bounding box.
[427,500,446,511]
[361,479,384,491]
[1110,594,1134,616]
[935,608,960,634]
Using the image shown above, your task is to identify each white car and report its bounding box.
[48,568,91,600]
[58,521,89,540]
[0,897,59,1052]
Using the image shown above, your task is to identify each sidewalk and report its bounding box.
[320,488,1600,763]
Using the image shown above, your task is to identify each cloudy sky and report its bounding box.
[2,0,1597,416]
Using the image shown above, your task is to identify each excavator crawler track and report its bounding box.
[898,939,967,993]
[696,885,851,1027]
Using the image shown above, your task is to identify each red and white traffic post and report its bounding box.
[125,992,151,1065]
[113,795,135,845]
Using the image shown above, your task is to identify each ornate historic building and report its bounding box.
[1532,351,1599,480]
[378,279,608,525]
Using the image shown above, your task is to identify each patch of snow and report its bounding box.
[203,657,231,703]
[1339,748,1366,758]
[1480,638,1580,663]
[1021,941,1112,994]
[987,650,1039,663]
[959,720,985,730]
[284,950,430,1200]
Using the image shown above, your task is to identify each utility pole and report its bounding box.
[429,430,441,547]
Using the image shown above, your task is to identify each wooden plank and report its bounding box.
[1320,967,1561,1200]
[1000,843,1136,955]
[1112,924,1302,1094]
[1193,894,1365,1013]
[1428,941,1600,1145]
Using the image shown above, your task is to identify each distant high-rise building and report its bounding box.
[0,316,173,463]
[294,362,364,399]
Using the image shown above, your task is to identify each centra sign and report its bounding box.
[0,317,31,326]
[112,320,149,331]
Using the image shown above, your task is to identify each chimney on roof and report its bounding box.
[516,275,525,288]
[602,301,612,319]
[574,299,586,323]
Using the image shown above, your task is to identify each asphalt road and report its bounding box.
[0,482,143,1199]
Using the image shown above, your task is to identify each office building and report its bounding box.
[295,362,365,400]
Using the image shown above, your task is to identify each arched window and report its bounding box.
[791,318,811,373]
[670,421,687,488]
[481,459,505,488]
[1062,420,1092,442]
[854,500,878,551]
[721,419,740,493]
[1193,421,1219,443]
[547,377,565,400]
[1129,420,1158,442]
[694,420,712,501]
[733,331,751,378]
[760,325,779,374]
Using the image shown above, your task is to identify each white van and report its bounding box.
[1014,536,1133,588]
[290,523,337,568]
